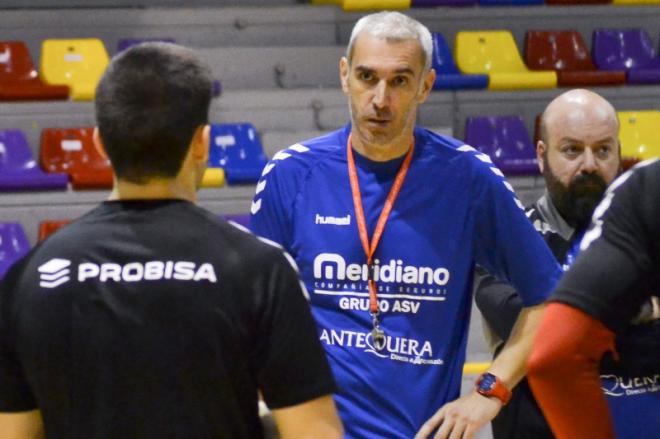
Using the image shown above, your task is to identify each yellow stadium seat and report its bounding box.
[342,0,411,10]
[455,31,557,91]
[614,0,660,4]
[463,362,490,375]
[40,38,109,101]
[200,167,226,188]
[618,111,660,161]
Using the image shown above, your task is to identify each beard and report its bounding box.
[543,157,608,230]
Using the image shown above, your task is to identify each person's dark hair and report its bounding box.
[95,42,213,184]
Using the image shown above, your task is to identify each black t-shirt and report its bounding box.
[552,159,660,333]
[0,200,335,439]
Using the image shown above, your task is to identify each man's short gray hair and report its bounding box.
[346,11,433,73]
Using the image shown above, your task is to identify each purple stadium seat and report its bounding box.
[223,213,251,230]
[412,0,476,6]
[0,129,68,191]
[593,29,660,84]
[432,33,488,90]
[0,222,30,279]
[116,38,176,53]
[464,116,539,175]
[117,38,221,96]
[209,123,268,185]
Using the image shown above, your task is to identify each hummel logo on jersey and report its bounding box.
[315,214,351,226]
[38,258,72,288]
[38,260,217,288]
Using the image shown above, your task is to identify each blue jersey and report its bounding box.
[251,125,562,438]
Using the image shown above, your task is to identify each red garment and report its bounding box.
[527,302,617,439]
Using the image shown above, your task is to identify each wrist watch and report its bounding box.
[475,372,512,405]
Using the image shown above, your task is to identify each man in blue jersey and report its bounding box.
[251,12,562,439]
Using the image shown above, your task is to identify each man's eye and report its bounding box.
[359,72,373,81]
[393,76,408,86]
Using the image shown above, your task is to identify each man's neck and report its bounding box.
[350,130,414,162]
[108,178,197,202]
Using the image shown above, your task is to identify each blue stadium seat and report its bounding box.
[431,33,488,90]
[0,222,30,279]
[0,129,68,191]
[209,123,268,185]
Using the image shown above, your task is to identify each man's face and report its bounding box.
[339,33,434,148]
[539,110,621,228]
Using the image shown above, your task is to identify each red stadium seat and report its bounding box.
[40,127,113,190]
[525,31,626,87]
[0,41,69,101]
[38,219,72,241]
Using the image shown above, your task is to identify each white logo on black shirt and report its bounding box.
[38,258,72,288]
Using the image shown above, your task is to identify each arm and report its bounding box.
[473,266,524,344]
[272,395,343,439]
[0,410,44,439]
[527,303,616,439]
[415,303,546,439]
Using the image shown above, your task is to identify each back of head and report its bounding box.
[346,11,433,72]
[95,42,213,184]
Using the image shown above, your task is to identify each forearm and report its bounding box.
[485,302,545,389]
[527,302,616,439]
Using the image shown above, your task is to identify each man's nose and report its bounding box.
[580,148,598,174]
[372,80,389,109]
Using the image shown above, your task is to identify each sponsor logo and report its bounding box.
[315,214,351,226]
[319,327,443,366]
[39,258,72,288]
[601,374,660,397]
[38,260,217,288]
[313,253,450,286]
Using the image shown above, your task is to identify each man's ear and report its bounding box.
[417,68,436,104]
[191,125,210,165]
[339,57,350,94]
[536,140,547,174]
[93,127,109,160]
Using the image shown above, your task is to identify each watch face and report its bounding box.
[478,373,497,392]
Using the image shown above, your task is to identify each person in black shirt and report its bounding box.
[475,89,658,438]
[528,158,660,438]
[0,43,342,439]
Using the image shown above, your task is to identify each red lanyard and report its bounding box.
[346,133,415,315]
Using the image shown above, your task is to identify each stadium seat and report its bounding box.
[547,0,610,4]
[479,0,543,6]
[412,0,477,6]
[116,38,176,53]
[342,0,411,10]
[209,123,268,185]
[0,222,30,279]
[38,219,71,241]
[0,41,69,101]
[613,0,660,4]
[0,129,68,191]
[617,111,660,161]
[223,213,251,229]
[464,116,539,175]
[455,31,557,90]
[200,167,226,188]
[431,33,488,90]
[40,127,114,189]
[592,29,660,84]
[40,38,109,101]
[524,31,626,87]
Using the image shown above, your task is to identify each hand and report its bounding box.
[414,391,503,439]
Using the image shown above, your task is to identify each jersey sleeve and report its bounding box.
[249,149,303,250]
[551,159,660,332]
[468,151,562,306]
[255,248,336,409]
[0,264,38,412]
